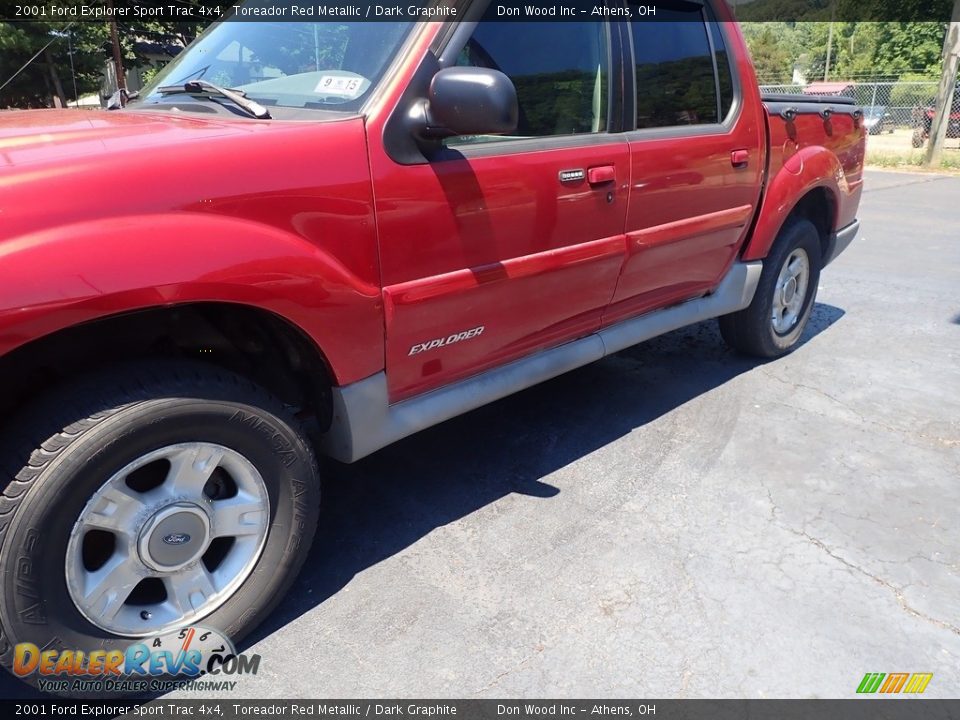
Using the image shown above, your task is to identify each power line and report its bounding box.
[0,22,75,97]
[67,27,79,103]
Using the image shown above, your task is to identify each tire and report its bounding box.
[719,217,822,358]
[0,362,320,692]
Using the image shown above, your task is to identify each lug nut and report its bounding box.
[140,611,152,621]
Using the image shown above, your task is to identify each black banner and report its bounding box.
[1,700,959,720]
[2,0,959,23]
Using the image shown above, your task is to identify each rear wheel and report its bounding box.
[0,363,320,689]
[719,218,822,358]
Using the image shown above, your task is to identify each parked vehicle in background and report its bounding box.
[0,0,864,692]
[863,105,894,135]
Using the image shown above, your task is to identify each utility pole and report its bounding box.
[824,22,834,81]
[924,0,960,167]
[824,3,836,82]
[107,0,127,105]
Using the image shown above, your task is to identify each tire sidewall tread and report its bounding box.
[0,362,320,689]
[720,217,823,358]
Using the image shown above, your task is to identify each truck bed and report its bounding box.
[760,94,866,234]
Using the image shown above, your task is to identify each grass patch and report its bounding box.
[866,148,960,174]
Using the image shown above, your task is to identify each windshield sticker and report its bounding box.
[314,76,364,98]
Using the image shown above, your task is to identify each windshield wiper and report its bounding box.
[156,80,271,119]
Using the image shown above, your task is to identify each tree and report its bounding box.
[0,5,212,108]
[742,21,951,84]
[0,20,108,108]
[742,23,798,83]
[871,23,949,75]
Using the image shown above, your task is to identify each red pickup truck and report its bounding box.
[0,2,864,683]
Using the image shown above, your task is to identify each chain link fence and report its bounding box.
[760,81,960,154]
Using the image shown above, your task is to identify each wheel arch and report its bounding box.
[784,186,836,262]
[742,147,845,264]
[0,302,337,436]
[0,212,384,387]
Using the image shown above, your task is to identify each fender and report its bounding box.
[742,145,856,261]
[0,213,384,384]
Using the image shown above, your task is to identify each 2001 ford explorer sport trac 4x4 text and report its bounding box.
[0,0,863,690]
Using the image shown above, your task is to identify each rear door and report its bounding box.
[370,13,630,401]
[606,0,765,324]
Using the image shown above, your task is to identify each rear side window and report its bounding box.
[449,15,608,142]
[630,1,727,129]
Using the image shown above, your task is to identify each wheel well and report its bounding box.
[786,188,836,264]
[0,304,334,434]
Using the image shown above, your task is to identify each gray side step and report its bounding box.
[322,261,762,463]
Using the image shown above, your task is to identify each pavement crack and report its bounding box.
[758,478,779,521]
[761,369,866,420]
[761,369,960,448]
[472,648,542,695]
[785,527,960,637]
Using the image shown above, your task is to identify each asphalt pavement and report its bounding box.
[3,170,959,699]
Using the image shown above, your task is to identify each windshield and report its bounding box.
[139,19,413,112]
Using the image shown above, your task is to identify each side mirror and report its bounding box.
[106,89,125,110]
[105,88,138,110]
[423,67,518,138]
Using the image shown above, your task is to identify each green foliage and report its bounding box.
[867,148,960,170]
[733,0,954,23]
[138,65,161,87]
[888,72,942,106]
[869,23,947,76]
[741,23,799,82]
[0,17,108,107]
[743,21,948,84]
[0,8,212,108]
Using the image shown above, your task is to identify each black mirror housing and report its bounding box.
[424,67,518,138]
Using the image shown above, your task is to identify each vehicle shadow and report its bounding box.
[245,301,846,644]
[0,304,844,700]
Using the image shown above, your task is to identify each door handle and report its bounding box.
[587,165,616,185]
[731,149,750,168]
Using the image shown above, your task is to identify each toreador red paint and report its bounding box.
[0,7,863,409]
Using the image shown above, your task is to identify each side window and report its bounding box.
[707,13,735,120]
[448,18,608,143]
[630,2,720,129]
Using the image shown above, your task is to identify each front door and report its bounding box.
[370,16,630,401]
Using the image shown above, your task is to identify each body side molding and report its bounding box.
[322,261,763,462]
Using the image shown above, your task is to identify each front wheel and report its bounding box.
[0,363,320,689]
[719,218,822,358]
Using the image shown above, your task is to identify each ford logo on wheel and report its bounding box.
[162,533,191,545]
